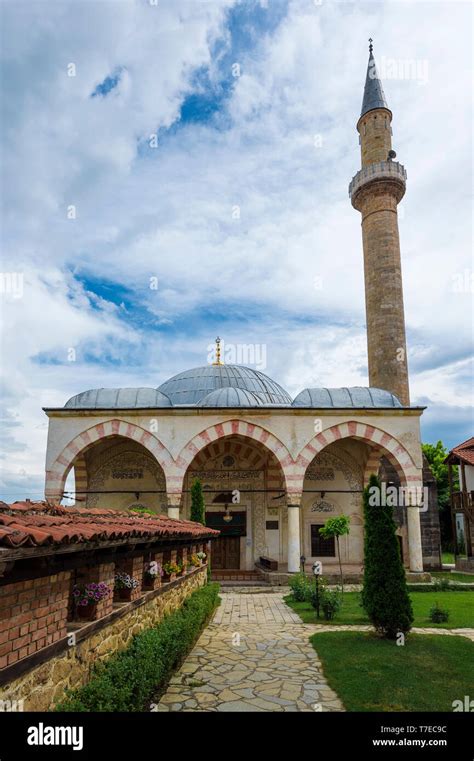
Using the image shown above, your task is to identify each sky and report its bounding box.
[0,0,473,501]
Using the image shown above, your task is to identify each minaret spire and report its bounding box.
[360,38,390,120]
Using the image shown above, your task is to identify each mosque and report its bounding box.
[43,45,440,577]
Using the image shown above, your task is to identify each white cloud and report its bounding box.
[1,0,472,496]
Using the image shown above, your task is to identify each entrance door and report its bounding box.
[212,536,241,569]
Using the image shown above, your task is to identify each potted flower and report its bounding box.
[114,571,140,600]
[177,559,187,575]
[189,553,201,568]
[162,561,180,582]
[73,582,110,620]
[143,560,163,588]
[196,551,206,564]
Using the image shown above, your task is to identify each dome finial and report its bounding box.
[212,336,223,366]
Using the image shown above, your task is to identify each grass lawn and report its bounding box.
[442,551,455,564]
[285,591,474,628]
[311,631,474,711]
[432,571,474,583]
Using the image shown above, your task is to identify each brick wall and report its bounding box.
[0,572,71,669]
[73,562,115,620]
[114,556,143,602]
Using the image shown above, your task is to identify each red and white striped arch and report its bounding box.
[172,420,293,497]
[294,421,419,487]
[45,419,173,502]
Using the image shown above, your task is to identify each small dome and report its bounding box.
[64,387,173,409]
[292,387,403,408]
[158,365,291,406]
[198,387,264,407]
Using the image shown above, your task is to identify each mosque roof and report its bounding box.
[62,366,405,410]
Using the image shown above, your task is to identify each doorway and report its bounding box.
[212,536,241,569]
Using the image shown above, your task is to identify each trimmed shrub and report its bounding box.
[320,589,342,621]
[289,572,311,602]
[190,478,205,525]
[429,603,450,623]
[408,583,474,593]
[362,474,414,639]
[55,583,220,712]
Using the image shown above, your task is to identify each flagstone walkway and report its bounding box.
[154,592,344,712]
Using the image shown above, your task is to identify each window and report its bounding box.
[310,524,335,557]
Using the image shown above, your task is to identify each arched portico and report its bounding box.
[45,419,173,505]
[292,422,423,573]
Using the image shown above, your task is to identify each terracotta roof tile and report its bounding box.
[445,437,474,467]
[0,502,219,550]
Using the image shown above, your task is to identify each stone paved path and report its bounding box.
[155,592,344,712]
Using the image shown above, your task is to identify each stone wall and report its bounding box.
[0,567,207,711]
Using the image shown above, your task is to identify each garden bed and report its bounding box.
[285,591,474,629]
[310,631,474,711]
[55,582,220,712]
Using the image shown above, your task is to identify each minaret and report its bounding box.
[349,40,410,406]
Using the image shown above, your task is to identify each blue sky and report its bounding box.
[0,0,472,500]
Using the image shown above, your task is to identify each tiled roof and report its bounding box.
[445,437,474,467]
[0,502,218,550]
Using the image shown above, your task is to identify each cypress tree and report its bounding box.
[190,478,205,525]
[362,473,413,638]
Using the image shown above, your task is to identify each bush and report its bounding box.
[289,572,311,602]
[433,578,451,592]
[408,583,474,593]
[320,589,341,621]
[55,583,220,712]
[429,603,450,623]
[362,474,414,639]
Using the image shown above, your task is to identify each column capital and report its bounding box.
[286,492,302,508]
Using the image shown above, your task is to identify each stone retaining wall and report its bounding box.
[0,567,207,711]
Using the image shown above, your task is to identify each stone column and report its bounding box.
[167,492,181,520]
[407,504,423,573]
[287,496,302,573]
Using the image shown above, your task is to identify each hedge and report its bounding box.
[55,582,220,712]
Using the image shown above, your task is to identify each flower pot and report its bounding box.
[162,573,176,583]
[118,587,132,601]
[76,603,97,621]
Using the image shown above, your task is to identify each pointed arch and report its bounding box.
[45,419,173,502]
[295,421,419,486]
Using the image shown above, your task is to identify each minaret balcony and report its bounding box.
[349,160,407,206]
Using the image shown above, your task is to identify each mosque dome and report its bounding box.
[157,365,292,406]
[291,386,402,408]
[198,387,265,407]
[64,387,172,409]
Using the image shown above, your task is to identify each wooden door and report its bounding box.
[212,536,240,569]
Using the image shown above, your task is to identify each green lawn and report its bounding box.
[311,631,474,711]
[285,591,474,628]
[432,570,474,583]
[442,551,455,564]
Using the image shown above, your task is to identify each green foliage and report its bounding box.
[319,515,350,592]
[429,603,450,623]
[362,474,414,638]
[55,583,220,712]
[190,478,205,525]
[319,515,351,540]
[128,505,156,516]
[433,578,451,592]
[320,589,341,621]
[288,572,311,602]
[422,441,458,508]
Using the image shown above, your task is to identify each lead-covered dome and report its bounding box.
[64,387,172,409]
[292,386,403,408]
[158,365,291,406]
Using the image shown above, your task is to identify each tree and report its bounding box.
[422,440,459,547]
[319,515,350,593]
[190,478,205,525]
[362,474,413,639]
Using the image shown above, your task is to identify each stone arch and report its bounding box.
[174,419,293,496]
[45,419,173,502]
[295,421,419,489]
